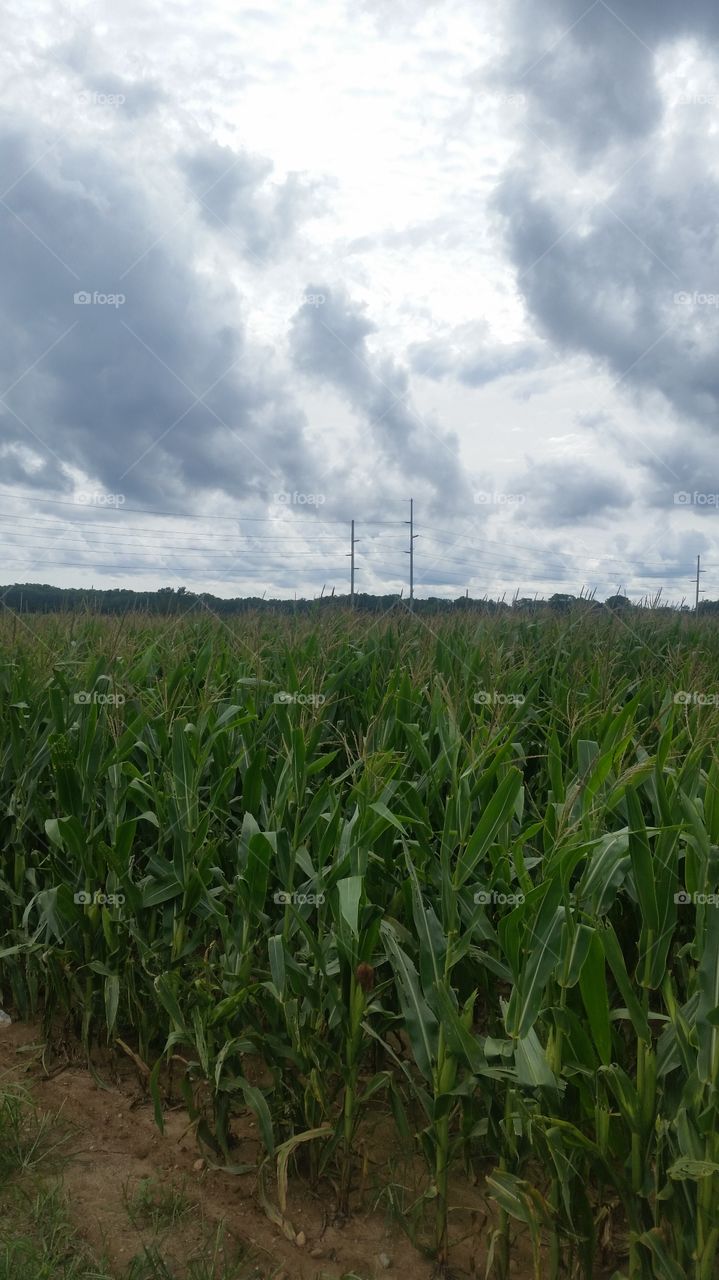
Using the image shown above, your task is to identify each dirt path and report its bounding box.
[0,1020,443,1279]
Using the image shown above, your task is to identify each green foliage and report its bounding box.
[2,607,719,1277]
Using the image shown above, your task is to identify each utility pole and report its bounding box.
[348,519,359,607]
[695,554,703,615]
[406,498,418,609]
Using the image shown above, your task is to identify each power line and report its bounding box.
[0,498,705,574]
[0,557,352,575]
[0,494,711,602]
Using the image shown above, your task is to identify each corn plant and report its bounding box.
[2,608,719,1277]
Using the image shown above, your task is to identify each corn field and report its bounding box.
[2,606,719,1279]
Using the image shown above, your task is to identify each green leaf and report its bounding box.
[457,769,523,887]
[246,832,272,914]
[696,899,719,1085]
[514,1026,559,1089]
[505,880,564,1040]
[240,1079,275,1157]
[268,935,286,998]
[104,974,120,1035]
[154,974,188,1035]
[599,922,650,1043]
[486,1171,551,1230]
[626,789,659,932]
[381,924,437,1081]
[668,1157,719,1180]
[370,801,407,833]
[579,931,612,1065]
[559,922,594,988]
[337,875,363,938]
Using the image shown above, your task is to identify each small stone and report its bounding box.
[0,1011,11,1029]
[193,1158,205,1172]
[295,1230,306,1248]
[309,1245,325,1258]
[378,1253,392,1269]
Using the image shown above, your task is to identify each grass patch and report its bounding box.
[0,1081,269,1280]
[0,1183,113,1280]
[0,1077,69,1178]
[123,1176,197,1234]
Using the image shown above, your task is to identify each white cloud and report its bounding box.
[0,0,718,601]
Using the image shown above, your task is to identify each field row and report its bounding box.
[2,610,719,1278]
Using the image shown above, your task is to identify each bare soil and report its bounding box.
[0,1019,617,1278]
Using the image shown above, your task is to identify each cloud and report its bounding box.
[2,0,719,598]
[0,119,318,508]
[179,142,323,260]
[514,459,634,525]
[56,33,167,117]
[494,121,719,504]
[503,0,719,158]
[409,323,545,386]
[289,284,473,508]
[80,74,166,118]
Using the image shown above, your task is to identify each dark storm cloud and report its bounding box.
[0,121,315,507]
[641,438,719,508]
[494,0,719,510]
[180,142,324,260]
[514,459,633,525]
[504,0,719,159]
[289,284,473,508]
[495,161,719,455]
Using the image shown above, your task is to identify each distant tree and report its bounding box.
[548,593,577,613]
[3,582,717,618]
[604,594,632,611]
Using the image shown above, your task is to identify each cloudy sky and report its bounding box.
[1,0,718,601]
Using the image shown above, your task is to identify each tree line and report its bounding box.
[1,582,717,616]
